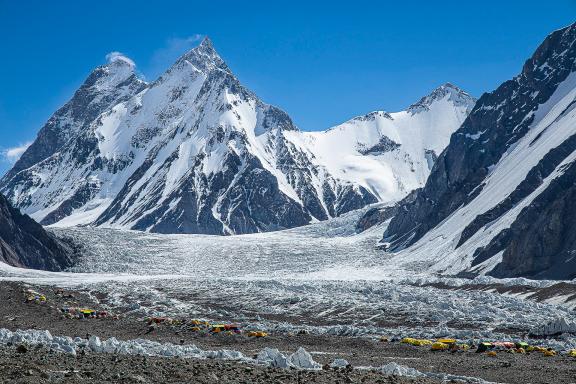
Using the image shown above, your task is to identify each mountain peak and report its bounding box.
[105,51,136,68]
[79,53,143,93]
[98,52,142,83]
[176,36,230,75]
[351,111,392,123]
[198,36,215,52]
[437,82,463,94]
[408,83,476,114]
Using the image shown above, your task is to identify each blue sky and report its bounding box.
[0,0,575,175]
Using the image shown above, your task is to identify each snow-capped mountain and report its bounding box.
[381,22,576,279]
[0,38,474,235]
[4,57,146,183]
[289,83,474,205]
[0,193,74,271]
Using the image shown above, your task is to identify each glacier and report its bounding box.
[0,207,574,353]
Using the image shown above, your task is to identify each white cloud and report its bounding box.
[2,142,32,163]
[105,51,136,67]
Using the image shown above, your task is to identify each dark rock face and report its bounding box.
[481,159,576,280]
[97,151,312,235]
[41,179,100,226]
[383,23,576,254]
[384,24,576,278]
[459,133,576,249]
[214,157,311,234]
[356,205,398,233]
[0,194,75,271]
[273,137,331,222]
[330,184,377,217]
[358,137,400,156]
[356,189,420,233]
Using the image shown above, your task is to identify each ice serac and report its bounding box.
[382,23,576,279]
[0,37,473,235]
[0,194,75,271]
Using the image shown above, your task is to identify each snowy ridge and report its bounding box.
[3,57,147,184]
[0,38,474,235]
[290,83,474,202]
[389,73,576,274]
[381,22,576,279]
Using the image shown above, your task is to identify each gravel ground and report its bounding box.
[1,282,575,384]
[0,346,438,384]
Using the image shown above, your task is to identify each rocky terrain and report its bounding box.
[1,281,576,384]
[0,346,442,384]
[0,193,75,271]
[377,22,576,279]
